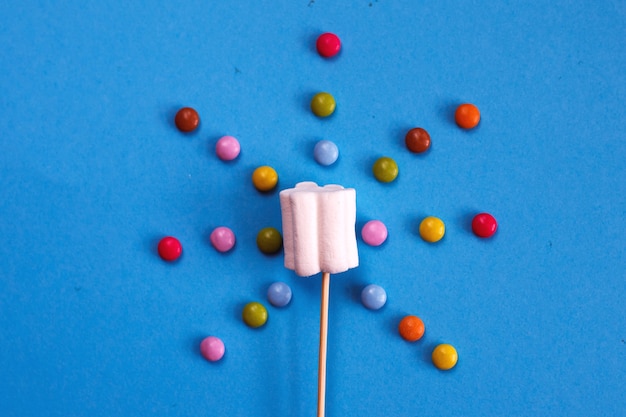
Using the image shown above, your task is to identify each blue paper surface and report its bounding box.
[1,1,625,416]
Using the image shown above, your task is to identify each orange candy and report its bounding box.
[398,315,425,342]
[455,103,480,129]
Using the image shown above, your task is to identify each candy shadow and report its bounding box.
[421,340,438,365]
[458,210,477,236]
[145,234,162,255]
[301,31,319,55]
[390,124,412,151]
[438,100,459,126]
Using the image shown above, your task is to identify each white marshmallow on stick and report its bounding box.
[280,181,359,276]
[279,181,359,417]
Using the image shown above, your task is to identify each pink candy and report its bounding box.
[200,336,225,362]
[215,135,241,161]
[210,226,236,252]
[361,220,388,246]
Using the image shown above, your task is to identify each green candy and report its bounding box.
[372,156,399,183]
[256,227,283,254]
[310,92,336,117]
[242,302,268,328]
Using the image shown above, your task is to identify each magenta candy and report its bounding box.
[210,226,236,252]
[215,135,241,161]
[200,336,225,362]
[361,220,388,246]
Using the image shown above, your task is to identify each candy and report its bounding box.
[405,127,431,153]
[267,282,292,307]
[256,227,283,254]
[280,182,358,277]
[157,236,182,261]
[398,315,425,342]
[215,135,241,161]
[455,103,480,129]
[372,157,398,183]
[210,226,236,252]
[472,213,497,238]
[200,336,225,362]
[310,92,336,117]
[313,140,339,166]
[419,216,445,242]
[252,166,278,192]
[361,220,388,246]
[316,33,341,58]
[361,284,387,310]
[242,302,268,328]
[174,107,200,132]
[432,344,458,370]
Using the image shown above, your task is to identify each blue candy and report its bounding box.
[313,140,339,166]
[361,284,387,310]
[267,282,292,307]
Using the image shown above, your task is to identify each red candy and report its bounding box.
[316,33,341,58]
[158,236,182,261]
[175,107,200,132]
[472,213,497,238]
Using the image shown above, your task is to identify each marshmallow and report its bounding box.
[280,182,359,277]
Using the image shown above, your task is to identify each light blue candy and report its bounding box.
[361,284,387,310]
[313,140,339,166]
[267,281,292,307]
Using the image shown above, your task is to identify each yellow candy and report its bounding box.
[432,343,458,370]
[310,92,336,117]
[419,216,445,242]
[252,166,278,191]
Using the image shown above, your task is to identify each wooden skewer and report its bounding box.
[317,272,330,417]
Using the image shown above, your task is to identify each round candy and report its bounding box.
[472,212,498,238]
[313,140,339,166]
[242,302,268,328]
[432,344,458,370]
[405,127,431,153]
[310,92,336,117]
[157,236,182,261]
[361,284,387,310]
[174,107,200,132]
[316,32,341,58]
[267,282,292,307]
[252,166,278,192]
[200,336,225,362]
[455,103,480,129]
[419,216,445,243]
[361,220,388,246]
[398,315,425,342]
[256,227,282,254]
[372,157,399,183]
[210,226,236,252]
[215,135,241,161]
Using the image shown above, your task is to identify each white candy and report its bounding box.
[280,182,359,277]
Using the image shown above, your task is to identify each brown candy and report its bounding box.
[174,107,200,132]
[405,127,431,153]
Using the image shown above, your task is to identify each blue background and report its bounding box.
[1,1,625,416]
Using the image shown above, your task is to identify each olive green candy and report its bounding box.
[256,227,283,254]
[242,302,268,328]
[372,156,399,183]
[310,92,336,117]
